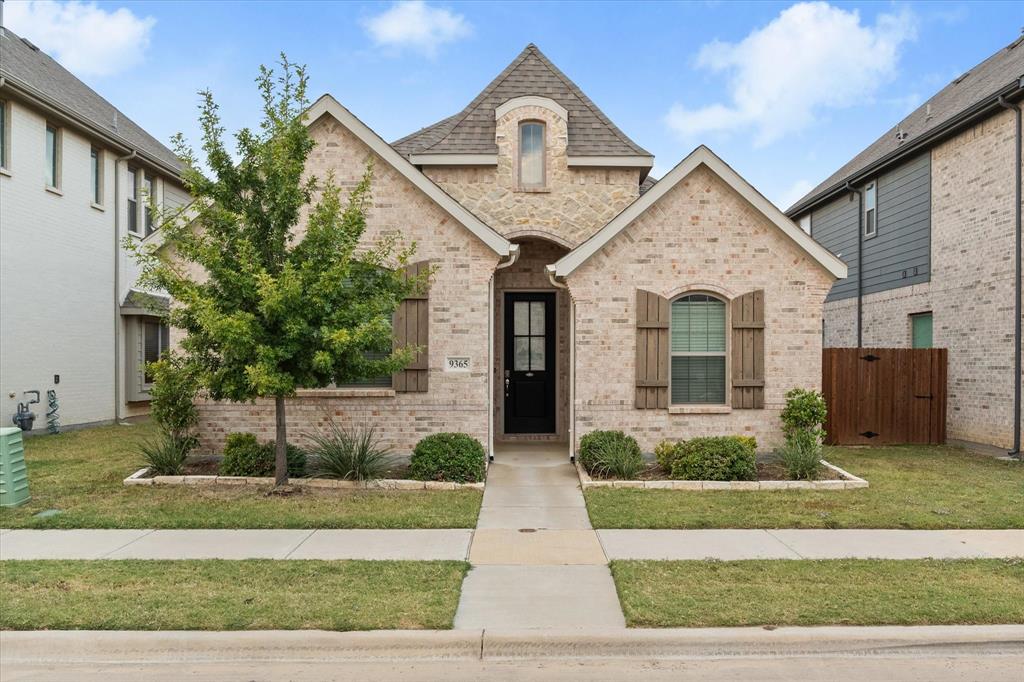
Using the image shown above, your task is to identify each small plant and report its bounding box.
[578,431,641,475]
[779,428,822,480]
[411,433,486,483]
[139,429,191,476]
[306,421,393,481]
[654,440,681,472]
[220,432,306,478]
[148,353,199,453]
[669,436,757,481]
[588,437,644,479]
[778,388,828,480]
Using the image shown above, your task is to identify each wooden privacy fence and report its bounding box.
[822,348,947,445]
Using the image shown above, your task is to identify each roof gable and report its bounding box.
[306,95,514,257]
[788,35,1024,215]
[549,146,848,279]
[391,44,652,160]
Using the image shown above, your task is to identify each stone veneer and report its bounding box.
[423,104,640,246]
[823,109,1022,449]
[193,113,500,455]
[567,165,836,453]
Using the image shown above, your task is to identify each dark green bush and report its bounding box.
[220,432,306,478]
[139,429,191,476]
[307,421,393,481]
[410,433,485,483]
[669,436,757,481]
[780,388,828,440]
[578,431,641,476]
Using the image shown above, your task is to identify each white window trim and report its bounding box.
[669,293,730,407]
[863,180,877,239]
[0,99,11,173]
[517,120,546,191]
[90,147,105,208]
[44,123,62,190]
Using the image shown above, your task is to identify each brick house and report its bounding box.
[787,36,1024,453]
[195,45,846,457]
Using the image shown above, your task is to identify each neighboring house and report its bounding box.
[195,44,845,457]
[0,28,187,431]
[787,35,1024,453]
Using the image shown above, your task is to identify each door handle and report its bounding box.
[504,377,510,398]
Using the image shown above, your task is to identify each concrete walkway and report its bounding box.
[455,443,625,629]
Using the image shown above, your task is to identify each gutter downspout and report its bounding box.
[547,269,574,462]
[998,95,1022,459]
[488,245,520,462]
[113,150,137,424]
[845,182,864,348]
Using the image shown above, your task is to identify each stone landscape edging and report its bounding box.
[574,460,868,490]
[123,467,485,490]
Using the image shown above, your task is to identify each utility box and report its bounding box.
[0,427,30,507]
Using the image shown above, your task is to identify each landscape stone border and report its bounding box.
[123,467,484,491]
[575,460,868,490]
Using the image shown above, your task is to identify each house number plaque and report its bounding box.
[445,356,471,372]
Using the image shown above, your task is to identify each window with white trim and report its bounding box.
[670,294,727,404]
[518,121,545,188]
[90,147,103,205]
[127,166,139,234]
[142,319,170,386]
[143,172,155,236]
[863,181,877,238]
[0,100,9,170]
[45,124,61,188]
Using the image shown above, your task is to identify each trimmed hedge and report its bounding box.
[579,431,642,476]
[669,436,757,481]
[410,433,486,483]
[220,432,306,478]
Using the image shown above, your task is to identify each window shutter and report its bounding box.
[731,289,765,409]
[393,261,430,392]
[635,289,669,409]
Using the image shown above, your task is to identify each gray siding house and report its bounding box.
[787,35,1024,453]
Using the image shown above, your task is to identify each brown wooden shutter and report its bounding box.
[731,289,765,409]
[393,260,430,392]
[635,289,669,409]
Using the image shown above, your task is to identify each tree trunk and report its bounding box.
[274,394,288,486]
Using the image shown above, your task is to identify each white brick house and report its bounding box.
[193,45,845,458]
[787,36,1024,453]
[0,28,188,431]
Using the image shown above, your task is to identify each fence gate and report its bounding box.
[822,348,947,445]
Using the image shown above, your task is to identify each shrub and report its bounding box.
[779,428,822,480]
[148,353,199,452]
[139,429,191,476]
[588,436,644,479]
[779,388,828,480]
[654,440,681,472]
[669,436,757,481]
[410,433,485,483]
[220,432,306,478]
[306,421,393,481]
[578,431,641,475]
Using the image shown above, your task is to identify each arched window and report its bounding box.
[670,294,727,404]
[518,121,545,188]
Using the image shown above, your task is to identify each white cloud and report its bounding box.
[363,1,471,56]
[777,178,815,211]
[665,2,917,146]
[5,1,155,77]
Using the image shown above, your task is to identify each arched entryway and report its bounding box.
[493,236,570,444]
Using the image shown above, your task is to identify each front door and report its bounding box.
[504,292,556,434]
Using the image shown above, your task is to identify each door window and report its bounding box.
[513,300,546,371]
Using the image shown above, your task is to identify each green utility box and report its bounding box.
[0,426,31,507]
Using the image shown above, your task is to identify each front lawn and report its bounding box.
[0,423,482,529]
[0,560,468,630]
[585,445,1024,529]
[611,558,1024,628]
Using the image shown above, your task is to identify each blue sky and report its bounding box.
[7,1,1023,208]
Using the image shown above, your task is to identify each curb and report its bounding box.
[3,625,1022,662]
[124,467,485,491]
[575,459,868,490]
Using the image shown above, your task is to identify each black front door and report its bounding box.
[504,292,556,434]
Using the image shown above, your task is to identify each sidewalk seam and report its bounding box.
[765,529,807,559]
[281,529,318,559]
[99,529,156,559]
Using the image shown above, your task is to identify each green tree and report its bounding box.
[131,56,423,485]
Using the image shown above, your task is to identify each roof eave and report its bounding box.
[786,77,1024,218]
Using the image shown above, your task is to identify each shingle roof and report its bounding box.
[639,174,658,195]
[788,35,1024,214]
[0,28,181,172]
[391,44,652,159]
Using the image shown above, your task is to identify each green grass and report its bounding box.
[585,445,1024,529]
[0,560,468,630]
[611,559,1024,628]
[0,423,481,529]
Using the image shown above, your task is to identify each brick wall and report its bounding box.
[823,108,1022,449]
[194,113,500,456]
[567,165,835,453]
